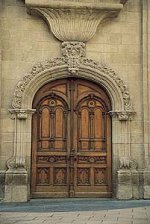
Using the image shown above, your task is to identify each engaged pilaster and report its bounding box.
[5,109,35,202]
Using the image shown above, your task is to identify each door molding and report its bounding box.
[31,79,112,198]
[5,57,136,201]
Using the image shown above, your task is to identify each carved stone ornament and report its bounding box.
[7,109,36,170]
[119,157,138,170]
[62,42,86,74]
[6,156,25,170]
[9,109,36,120]
[25,0,128,42]
[11,56,135,121]
[109,111,135,121]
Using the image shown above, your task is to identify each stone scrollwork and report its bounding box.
[62,42,86,74]
[6,157,17,170]
[7,156,26,170]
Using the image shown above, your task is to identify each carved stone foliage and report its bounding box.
[12,58,66,109]
[119,157,138,170]
[62,42,86,74]
[109,111,135,121]
[11,56,134,121]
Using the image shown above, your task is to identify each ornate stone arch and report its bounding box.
[5,54,135,202]
[11,57,134,120]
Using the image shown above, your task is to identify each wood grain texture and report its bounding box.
[31,78,112,198]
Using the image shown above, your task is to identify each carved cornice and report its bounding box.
[25,0,127,42]
[109,111,135,121]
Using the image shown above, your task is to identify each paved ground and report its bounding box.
[0,199,150,224]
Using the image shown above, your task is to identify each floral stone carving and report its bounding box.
[119,157,138,170]
[62,42,86,74]
[11,54,134,121]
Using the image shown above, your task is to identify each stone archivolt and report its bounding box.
[11,42,134,121]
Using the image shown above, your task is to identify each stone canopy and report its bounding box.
[25,0,128,42]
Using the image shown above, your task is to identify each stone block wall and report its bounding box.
[0,0,150,200]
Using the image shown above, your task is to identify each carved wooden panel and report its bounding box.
[36,168,50,185]
[31,78,112,198]
[73,79,112,197]
[77,168,90,186]
[78,156,107,164]
[54,168,67,185]
[94,168,107,185]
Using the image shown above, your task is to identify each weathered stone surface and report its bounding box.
[0,171,5,199]
[4,169,28,202]
[0,0,150,202]
[117,170,132,199]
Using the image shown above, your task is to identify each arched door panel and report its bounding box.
[31,78,112,198]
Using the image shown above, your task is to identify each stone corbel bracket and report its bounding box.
[109,111,136,121]
[25,0,127,42]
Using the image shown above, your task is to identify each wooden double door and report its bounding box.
[31,78,112,198]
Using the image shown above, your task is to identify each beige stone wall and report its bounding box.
[88,0,143,170]
[0,0,61,171]
[0,0,149,199]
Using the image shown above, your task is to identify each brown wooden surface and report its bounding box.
[31,78,112,198]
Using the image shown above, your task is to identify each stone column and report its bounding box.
[4,109,35,202]
[116,120,133,199]
[111,111,139,199]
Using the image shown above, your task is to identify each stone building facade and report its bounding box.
[0,0,150,202]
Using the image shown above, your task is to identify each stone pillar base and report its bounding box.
[132,170,140,199]
[116,170,132,199]
[116,169,140,199]
[4,168,28,202]
[144,170,150,199]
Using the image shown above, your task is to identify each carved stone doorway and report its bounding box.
[31,78,112,198]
